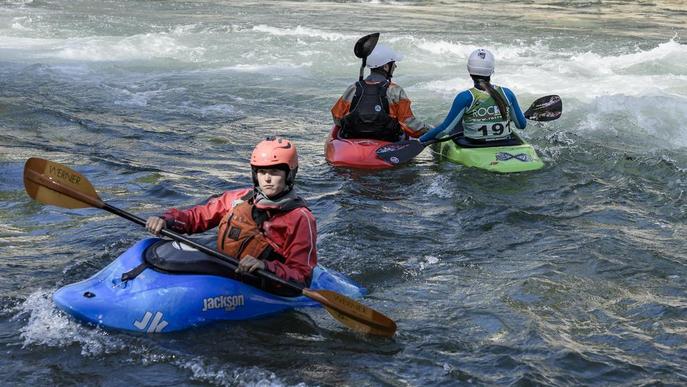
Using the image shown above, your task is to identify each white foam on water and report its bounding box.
[58,34,206,62]
[2,0,33,5]
[107,85,188,108]
[170,24,201,36]
[409,38,687,147]
[111,88,170,107]
[175,357,303,387]
[569,39,686,76]
[426,175,452,199]
[221,62,312,74]
[355,0,410,5]
[575,94,687,146]
[0,33,205,62]
[399,255,443,278]
[171,102,242,119]
[421,255,440,270]
[412,38,687,97]
[10,16,33,31]
[196,104,239,117]
[252,24,354,41]
[296,50,325,57]
[0,36,60,50]
[12,289,125,356]
[414,38,534,61]
[516,41,687,101]
[13,291,305,385]
[415,39,472,58]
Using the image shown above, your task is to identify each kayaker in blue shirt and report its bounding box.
[419,49,527,146]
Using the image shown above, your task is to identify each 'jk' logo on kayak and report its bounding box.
[134,311,168,333]
[202,294,245,312]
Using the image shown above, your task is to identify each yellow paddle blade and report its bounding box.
[23,157,101,209]
[302,289,397,337]
[323,306,396,337]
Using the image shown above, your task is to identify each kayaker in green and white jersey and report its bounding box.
[419,49,527,146]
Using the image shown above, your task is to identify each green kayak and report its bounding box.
[436,133,544,173]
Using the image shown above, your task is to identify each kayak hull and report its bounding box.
[325,126,395,169]
[52,238,365,333]
[437,134,544,173]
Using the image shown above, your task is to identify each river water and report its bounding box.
[1,0,687,385]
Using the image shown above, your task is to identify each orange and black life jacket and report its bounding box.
[217,190,306,262]
[340,80,402,141]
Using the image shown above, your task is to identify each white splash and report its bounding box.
[427,175,452,198]
[222,62,312,74]
[0,33,206,62]
[175,357,301,387]
[13,290,125,356]
[55,34,206,62]
[252,24,354,41]
[421,255,440,270]
[414,38,534,61]
[413,38,687,100]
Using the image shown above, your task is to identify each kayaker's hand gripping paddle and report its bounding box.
[23,158,397,337]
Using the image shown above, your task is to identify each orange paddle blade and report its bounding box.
[23,157,101,209]
[303,288,397,337]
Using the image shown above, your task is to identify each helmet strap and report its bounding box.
[385,61,395,80]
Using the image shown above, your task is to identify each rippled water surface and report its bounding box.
[2,0,687,385]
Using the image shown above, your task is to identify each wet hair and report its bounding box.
[471,75,508,120]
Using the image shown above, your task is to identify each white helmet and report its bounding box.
[467,48,495,76]
[366,44,404,69]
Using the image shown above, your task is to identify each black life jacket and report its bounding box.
[340,80,402,142]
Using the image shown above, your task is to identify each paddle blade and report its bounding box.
[524,95,562,121]
[375,140,426,165]
[302,289,397,337]
[323,306,396,337]
[23,157,100,209]
[354,32,380,59]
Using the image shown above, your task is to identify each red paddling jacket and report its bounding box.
[161,188,317,285]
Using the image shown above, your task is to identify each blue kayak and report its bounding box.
[53,238,366,333]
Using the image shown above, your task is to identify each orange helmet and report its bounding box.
[250,137,299,187]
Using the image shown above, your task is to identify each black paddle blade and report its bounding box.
[354,32,380,59]
[524,95,562,121]
[375,140,426,165]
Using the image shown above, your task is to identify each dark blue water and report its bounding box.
[2,0,687,385]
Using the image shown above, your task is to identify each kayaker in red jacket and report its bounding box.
[145,137,317,287]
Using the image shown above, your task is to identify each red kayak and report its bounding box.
[324,126,395,169]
